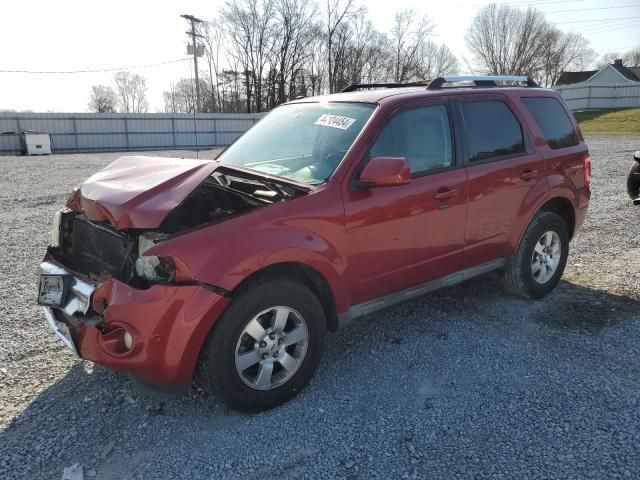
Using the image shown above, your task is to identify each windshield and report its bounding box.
[219,102,376,184]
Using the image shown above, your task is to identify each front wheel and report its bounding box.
[198,277,326,412]
[503,211,569,299]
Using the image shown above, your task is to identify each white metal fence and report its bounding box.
[554,84,640,110]
[0,112,265,155]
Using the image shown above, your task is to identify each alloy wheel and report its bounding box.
[531,230,562,284]
[234,306,308,390]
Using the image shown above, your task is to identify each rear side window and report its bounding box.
[521,97,578,149]
[460,100,525,162]
[369,104,453,176]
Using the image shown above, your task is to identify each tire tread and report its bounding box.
[503,211,568,299]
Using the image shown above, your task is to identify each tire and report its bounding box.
[626,162,640,200]
[198,277,326,412]
[503,211,569,299]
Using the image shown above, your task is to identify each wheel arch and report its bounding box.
[511,194,577,256]
[538,196,576,239]
[230,262,340,332]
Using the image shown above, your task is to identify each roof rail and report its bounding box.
[340,83,402,92]
[427,76,539,89]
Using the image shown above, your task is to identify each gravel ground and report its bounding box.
[1,137,639,480]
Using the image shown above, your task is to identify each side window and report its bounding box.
[521,97,578,149]
[460,100,525,162]
[369,104,453,176]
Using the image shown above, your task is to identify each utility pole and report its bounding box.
[181,14,204,113]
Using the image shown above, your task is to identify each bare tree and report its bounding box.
[88,85,117,113]
[416,43,459,80]
[624,47,640,67]
[343,14,389,84]
[306,30,327,96]
[162,78,210,113]
[466,4,549,77]
[113,72,149,113]
[388,10,435,83]
[538,29,593,87]
[223,0,277,112]
[324,0,361,92]
[597,52,623,68]
[162,0,467,110]
[271,0,318,104]
[203,20,227,112]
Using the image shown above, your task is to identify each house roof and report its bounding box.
[555,70,597,86]
[613,65,640,82]
[556,64,640,86]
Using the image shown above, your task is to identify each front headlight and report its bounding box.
[135,255,176,282]
[135,233,175,282]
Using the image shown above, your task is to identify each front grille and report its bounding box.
[66,216,135,281]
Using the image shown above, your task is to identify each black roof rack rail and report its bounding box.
[426,75,539,89]
[340,83,402,92]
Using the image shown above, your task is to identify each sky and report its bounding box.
[0,0,638,112]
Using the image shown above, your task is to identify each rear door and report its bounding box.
[343,100,469,305]
[454,94,547,264]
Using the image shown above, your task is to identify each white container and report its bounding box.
[23,132,51,155]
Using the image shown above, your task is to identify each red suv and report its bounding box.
[38,76,591,412]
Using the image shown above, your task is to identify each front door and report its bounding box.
[343,101,469,305]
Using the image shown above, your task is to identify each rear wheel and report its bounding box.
[626,162,640,200]
[503,211,569,299]
[199,277,326,412]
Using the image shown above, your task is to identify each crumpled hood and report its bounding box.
[68,156,219,230]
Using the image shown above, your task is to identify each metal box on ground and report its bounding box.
[23,132,51,155]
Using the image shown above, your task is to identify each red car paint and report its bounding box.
[47,86,590,386]
[74,280,229,383]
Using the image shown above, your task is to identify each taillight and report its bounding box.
[583,154,592,188]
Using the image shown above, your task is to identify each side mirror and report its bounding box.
[358,156,411,188]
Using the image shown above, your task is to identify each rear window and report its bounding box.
[521,97,578,149]
[460,100,525,162]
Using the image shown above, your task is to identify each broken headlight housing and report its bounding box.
[135,233,175,282]
[135,255,176,282]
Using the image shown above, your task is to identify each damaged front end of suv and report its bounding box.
[39,155,311,385]
[38,100,376,410]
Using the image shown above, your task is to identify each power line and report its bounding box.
[453,0,639,16]
[581,20,640,35]
[605,43,640,51]
[0,58,189,74]
[579,16,640,32]
[553,15,640,25]
[544,4,640,14]
[580,17,640,30]
[453,0,584,10]
[496,0,586,6]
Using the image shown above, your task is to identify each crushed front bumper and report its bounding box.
[38,260,231,385]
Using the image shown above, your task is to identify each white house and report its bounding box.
[553,60,640,110]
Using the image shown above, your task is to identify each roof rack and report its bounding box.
[340,76,539,93]
[426,76,539,89]
[340,83,402,92]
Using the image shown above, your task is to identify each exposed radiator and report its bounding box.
[67,216,134,281]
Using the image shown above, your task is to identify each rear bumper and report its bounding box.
[39,260,230,385]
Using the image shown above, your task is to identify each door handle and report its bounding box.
[520,169,539,180]
[433,187,460,200]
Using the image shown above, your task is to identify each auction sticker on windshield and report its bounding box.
[314,114,356,130]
